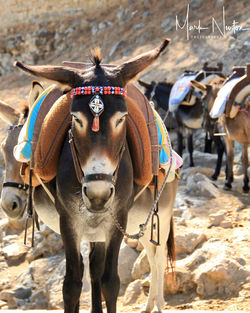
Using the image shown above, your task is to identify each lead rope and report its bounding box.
[108,129,173,242]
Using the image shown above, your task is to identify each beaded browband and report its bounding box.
[70,86,127,132]
[70,86,127,98]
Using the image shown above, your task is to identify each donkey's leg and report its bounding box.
[101,230,123,313]
[242,143,249,193]
[177,130,183,157]
[211,135,225,181]
[155,244,168,312]
[187,129,194,167]
[224,137,234,190]
[140,238,157,313]
[60,216,83,313]
[89,242,105,313]
[204,132,212,153]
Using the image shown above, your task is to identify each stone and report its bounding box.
[220,220,233,228]
[29,290,48,309]
[185,172,220,198]
[13,285,32,299]
[2,243,28,262]
[209,210,227,227]
[190,240,248,297]
[131,249,150,280]
[118,242,139,285]
[123,280,143,305]
[175,230,207,256]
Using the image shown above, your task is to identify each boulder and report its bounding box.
[123,280,143,305]
[118,242,139,285]
[2,243,28,262]
[185,173,220,198]
[175,229,207,256]
[131,249,150,280]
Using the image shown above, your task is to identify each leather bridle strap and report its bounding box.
[69,129,84,183]
[68,129,125,184]
[3,182,29,191]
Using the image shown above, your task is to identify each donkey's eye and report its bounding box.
[116,115,127,128]
[72,115,83,127]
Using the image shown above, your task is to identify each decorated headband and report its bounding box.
[71,86,127,132]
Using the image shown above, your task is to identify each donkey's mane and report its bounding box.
[90,47,102,67]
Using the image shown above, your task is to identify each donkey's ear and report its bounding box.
[190,80,207,91]
[0,100,19,125]
[14,61,82,91]
[115,39,170,86]
[137,80,152,89]
[28,81,44,107]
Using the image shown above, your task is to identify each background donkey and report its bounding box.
[139,64,225,168]
[1,39,179,313]
[191,78,249,192]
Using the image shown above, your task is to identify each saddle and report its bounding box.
[210,64,250,119]
[226,64,250,118]
[169,63,224,112]
[20,84,162,187]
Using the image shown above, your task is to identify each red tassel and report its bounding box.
[92,116,99,132]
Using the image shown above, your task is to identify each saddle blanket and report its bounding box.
[14,85,58,162]
[14,84,182,187]
[209,77,242,119]
[153,108,183,171]
[169,72,198,112]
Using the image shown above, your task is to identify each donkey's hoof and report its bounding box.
[242,186,249,193]
[210,174,218,181]
[223,183,232,191]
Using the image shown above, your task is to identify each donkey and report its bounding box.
[191,79,249,192]
[138,74,223,167]
[190,78,226,180]
[1,39,179,313]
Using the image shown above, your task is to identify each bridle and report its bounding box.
[69,85,127,185]
[2,124,29,192]
[68,128,125,185]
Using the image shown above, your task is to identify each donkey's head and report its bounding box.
[0,82,44,219]
[190,78,225,132]
[15,39,169,213]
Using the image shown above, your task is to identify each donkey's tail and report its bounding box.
[166,216,176,286]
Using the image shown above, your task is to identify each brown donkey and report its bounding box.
[191,76,249,192]
[1,39,179,313]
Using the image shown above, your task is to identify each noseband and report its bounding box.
[3,124,29,191]
[69,129,125,185]
[3,182,29,191]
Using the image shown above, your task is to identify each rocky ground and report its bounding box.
[0,0,249,311]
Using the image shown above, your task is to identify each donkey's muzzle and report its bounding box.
[0,190,26,219]
[82,179,115,213]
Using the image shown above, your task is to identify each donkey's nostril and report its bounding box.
[12,201,18,211]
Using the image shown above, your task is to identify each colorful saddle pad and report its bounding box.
[14,85,61,162]
[169,72,198,112]
[209,77,242,119]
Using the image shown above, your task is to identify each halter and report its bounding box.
[69,85,127,183]
[71,86,127,132]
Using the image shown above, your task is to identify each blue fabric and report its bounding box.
[169,73,198,112]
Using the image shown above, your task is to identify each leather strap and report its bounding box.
[3,182,29,191]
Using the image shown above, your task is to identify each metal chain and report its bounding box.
[109,126,174,240]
